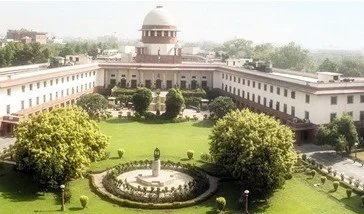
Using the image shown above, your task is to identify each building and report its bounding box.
[226,58,253,67]
[1,6,364,144]
[6,28,47,44]
[183,47,201,55]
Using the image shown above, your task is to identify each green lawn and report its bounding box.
[0,119,362,213]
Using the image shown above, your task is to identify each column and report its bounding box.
[163,73,166,89]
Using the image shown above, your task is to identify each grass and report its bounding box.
[0,119,362,213]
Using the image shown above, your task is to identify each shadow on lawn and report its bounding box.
[0,164,45,202]
[192,120,215,128]
[339,195,363,213]
[104,118,136,124]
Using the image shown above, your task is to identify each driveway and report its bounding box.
[0,137,15,151]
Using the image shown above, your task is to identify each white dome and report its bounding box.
[136,41,144,48]
[143,6,177,26]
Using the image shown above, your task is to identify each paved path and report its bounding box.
[296,144,364,189]
[0,137,15,151]
[92,169,219,203]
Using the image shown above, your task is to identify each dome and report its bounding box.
[143,6,177,26]
[136,41,144,48]
[175,42,181,49]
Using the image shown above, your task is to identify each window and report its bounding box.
[181,76,185,79]
[305,111,310,120]
[49,93,52,101]
[67,89,69,96]
[121,74,126,77]
[56,79,59,84]
[29,84,33,91]
[202,76,207,79]
[283,104,287,114]
[192,76,196,79]
[258,83,261,89]
[257,96,261,104]
[347,111,353,117]
[22,85,25,92]
[284,89,288,97]
[330,113,337,122]
[222,73,224,79]
[44,81,47,87]
[61,78,64,83]
[229,86,231,93]
[237,89,240,96]
[277,87,280,95]
[7,89,11,96]
[305,94,310,104]
[61,90,64,97]
[226,74,228,80]
[29,98,32,107]
[72,76,75,81]
[291,91,296,99]
[6,105,10,114]
[253,81,255,88]
[347,95,353,104]
[238,78,240,83]
[233,87,236,94]
[37,82,40,89]
[243,79,245,85]
[230,76,232,81]
[270,85,273,93]
[77,75,79,80]
[50,80,53,86]
[234,76,236,82]
[43,95,46,103]
[264,84,267,91]
[21,101,24,110]
[264,97,267,106]
[151,31,155,36]
[360,111,364,121]
[361,95,364,103]
[247,92,250,100]
[242,90,245,98]
[252,94,255,102]
[36,97,39,105]
[291,106,295,116]
[56,92,58,99]
[164,31,168,37]
[331,96,337,105]
[276,101,280,111]
[67,76,69,82]
[132,75,136,78]
[157,31,162,36]
[247,80,250,86]
[269,99,273,108]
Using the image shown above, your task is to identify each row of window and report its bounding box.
[142,30,177,37]
[6,71,96,95]
[110,74,207,80]
[330,95,362,105]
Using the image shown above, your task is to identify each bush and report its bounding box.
[311,159,316,166]
[79,195,89,209]
[321,176,327,184]
[346,189,352,199]
[311,170,316,178]
[333,181,339,191]
[354,179,361,188]
[340,173,345,181]
[318,163,323,170]
[187,150,194,160]
[302,154,307,161]
[216,197,226,211]
[327,166,332,174]
[200,153,212,162]
[117,149,125,159]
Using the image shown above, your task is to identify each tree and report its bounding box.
[76,93,108,119]
[132,87,153,116]
[222,39,254,58]
[208,96,236,119]
[271,42,310,71]
[165,88,185,119]
[319,58,338,72]
[14,107,108,187]
[315,113,358,154]
[252,43,274,61]
[209,109,296,198]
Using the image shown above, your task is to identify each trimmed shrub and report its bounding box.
[321,176,327,184]
[349,176,354,184]
[333,170,337,176]
[80,195,89,209]
[346,189,352,199]
[187,150,194,160]
[354,179,361,188]
[318,163,323,170]
[216,197,226,211]
[311,170,317,178]
[327,166,332,174]
[64,186,72,204]
[311,159,316,166]
[117,149,125,159]
[333,181,339,191]
[340,173,345,181]
[200,153,212,162]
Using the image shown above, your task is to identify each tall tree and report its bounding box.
[271,42,309,71]
[165,88,185,119]
[222,39,254,58]
[132,87,153,116]
[252,43,274,61]
[209,109,296,198]
[76,93,108,119]
[319,58,338,72]
[208,96,236,119]
[14,107,109,188]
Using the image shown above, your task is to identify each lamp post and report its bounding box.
[60,184,65,211]
[244,189,250,214]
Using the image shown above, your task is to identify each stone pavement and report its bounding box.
[0,137,15,151]
[296,144,364,189]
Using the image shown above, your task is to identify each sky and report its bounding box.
[1,1,364,50]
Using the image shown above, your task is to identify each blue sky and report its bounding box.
[1,1,364,50]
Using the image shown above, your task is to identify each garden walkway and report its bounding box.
[296,144,364,189]
[0,137,15,151]
[92,170,219,203]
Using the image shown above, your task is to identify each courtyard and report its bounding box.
[0,119,362,213]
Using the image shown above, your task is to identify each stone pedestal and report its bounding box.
[152,160,161,177]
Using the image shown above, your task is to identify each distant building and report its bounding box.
[183,47,201,55]
[48,37,64,44]
[120,46,136,54]
[6,28,47,44]
[0,39,16,48]
[226,58,253,67]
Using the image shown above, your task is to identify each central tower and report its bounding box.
[136,6,182,64]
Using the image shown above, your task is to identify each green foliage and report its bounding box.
[79,195,89,209]
[361,195,364,206]
[116,94,133,106]
[187,150,194,160]
[208,96,236,119]
[321,176,327,184]
[64,186,72,204]
[333,181,339,191]
[76,93,108,120]
[215,197,226,211]
[311,170,316,178]
[319,58,338,72]
[165,88,185,119]
[117,149,125,159]
[271,42,310,71]
[14,107,109,188]
[200,153,213,163]
[222,39,254,58]
[132,87,153,116]
[302,154,307,161]
[209,109,297,198]
[346,189,352,198]
[316,114,358,154]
